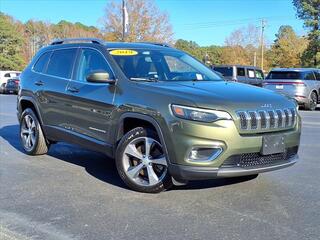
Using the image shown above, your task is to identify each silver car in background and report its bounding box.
[263,68,320,111]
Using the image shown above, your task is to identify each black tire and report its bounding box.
[0,83,5,94]
[20,108,49,155]
[116,127,172,193]
[305,91,318,111]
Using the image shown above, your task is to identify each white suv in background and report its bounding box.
[263,68,320,111]
[0,71,21,93]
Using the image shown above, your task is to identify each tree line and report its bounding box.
[0,0,318,71]
[0,13,104,70]
[176,24,310,70]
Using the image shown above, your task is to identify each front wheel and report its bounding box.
[116,127,172,193]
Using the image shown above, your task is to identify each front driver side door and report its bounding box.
[65,47,117,145]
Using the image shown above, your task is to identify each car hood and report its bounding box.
[139,81,296,113]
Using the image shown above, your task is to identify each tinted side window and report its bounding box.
[255,70,264,79]
[33,51,51,73]
[266,71,302,79]
[4,73,10,77]
[213,67,233,76]
[304,72,316,80]
[314,71,320,80]
[237,67,245,76]
[47,49,77,79]
[247,69,255,78]
[76,48,114,82]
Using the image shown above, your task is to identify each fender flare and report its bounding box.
[18,96,44,125]
[116,112,171,164]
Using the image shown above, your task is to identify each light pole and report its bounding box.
[260,19,266,71]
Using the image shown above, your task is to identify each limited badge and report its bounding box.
[110,49,138,56]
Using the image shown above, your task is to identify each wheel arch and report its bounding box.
[115,112,171,163]
[18,97,43,125]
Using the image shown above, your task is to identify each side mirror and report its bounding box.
[86,71,116,84]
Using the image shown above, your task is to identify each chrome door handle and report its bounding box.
[35,80,44,86]
[67,86,79,93]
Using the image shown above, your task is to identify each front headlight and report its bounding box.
[171,104,232,123]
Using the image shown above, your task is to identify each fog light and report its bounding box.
[187,147,223,162]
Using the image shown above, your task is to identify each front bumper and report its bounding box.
[164,116,301,181]
[169,155,298,181]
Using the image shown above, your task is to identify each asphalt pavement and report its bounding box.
[1,94,320,240]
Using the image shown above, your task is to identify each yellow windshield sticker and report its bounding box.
[110,49,138,56]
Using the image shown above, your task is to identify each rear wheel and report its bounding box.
[305,91,318,111]
[116,127,172,193]
[20,108,49,155]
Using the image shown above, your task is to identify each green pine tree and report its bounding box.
[293,0,320,67]
[0,12,25,70]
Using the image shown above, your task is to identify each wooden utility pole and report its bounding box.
[254,51,257,67]
[122,0,125,42]
[260,19,266,71]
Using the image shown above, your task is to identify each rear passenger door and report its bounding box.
[304,71,318,96]
[313,71,320,98]
[39,48,78,130]
[65,47,116,143]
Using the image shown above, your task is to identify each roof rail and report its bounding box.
[139,42,172,48]
[50,38,105,45]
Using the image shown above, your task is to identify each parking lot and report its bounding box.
[0,94,319,240]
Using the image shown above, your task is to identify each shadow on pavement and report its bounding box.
[0,124,257,191]
[0,124,125,189]
[172,174,258,191]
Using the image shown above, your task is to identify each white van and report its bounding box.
[0,71,21,93]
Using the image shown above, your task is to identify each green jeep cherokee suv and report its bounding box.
[17,38,301,193]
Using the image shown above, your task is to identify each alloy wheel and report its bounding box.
[21,114,36,151]
[310,92,317,110]
[122,137,168,186]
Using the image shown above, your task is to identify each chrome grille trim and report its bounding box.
[236,108,296,131]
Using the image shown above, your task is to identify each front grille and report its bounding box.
[222,147,298,169]
[268,111,275,128]
[249,112,257,129]
[237,108,296,131]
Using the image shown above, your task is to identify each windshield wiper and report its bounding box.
[130,77,158,82]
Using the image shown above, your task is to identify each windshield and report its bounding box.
[109,49,222,81]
